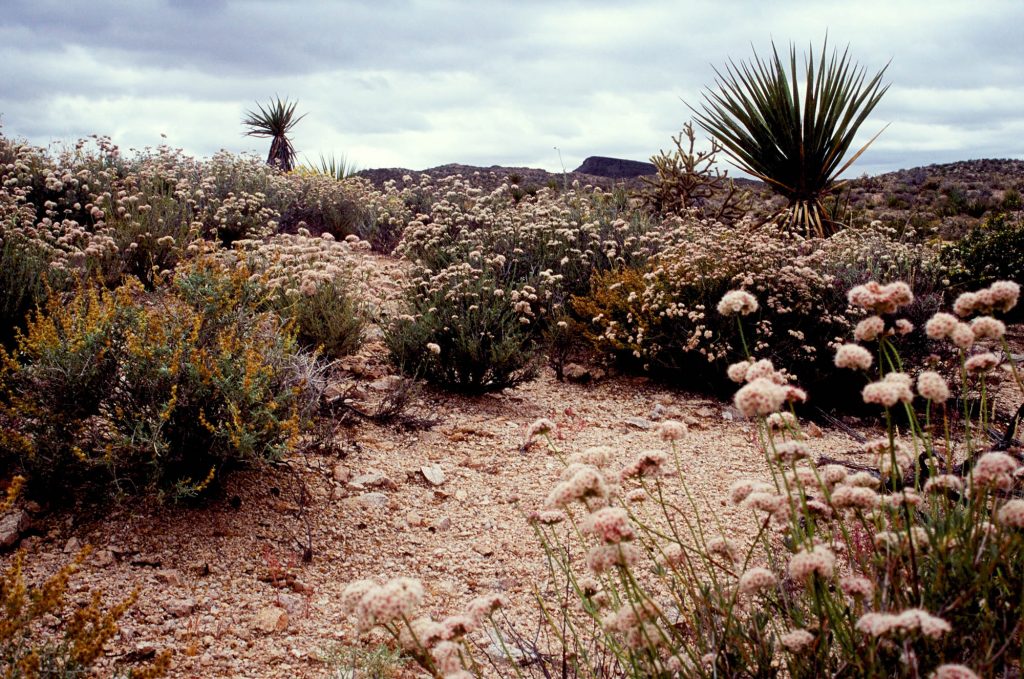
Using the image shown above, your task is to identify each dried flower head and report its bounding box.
[727,361,751,383]
[766,411,798,431]
[848,280,913,314]
[772,441,811,463]
[466,593,509,623]
[931,666,980,679]
[587,543,641,574]
[970,452,1020,491]
[546,465,610,507]
[728,479,774,505]
[830,485,880,511]
[925,312,958,340]
[839,575,874,599]
[951,322,975,350]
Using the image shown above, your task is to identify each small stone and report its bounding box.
[254,606,289,634]
[62,536,82,554]
[624,417,653,430]
[356,493,389,509]
[471,541,494,557]
[276,592,305,618]
[93,550,116,568]
[562,363,592,383]
[332,464,352,484]
[696,406,716,418]
[430,517,451,532]
[0,510,29,550]
[806,422,824,438]
[165,598,196,618]
[350,472,396,490]
[368,375,405,391]
[420,465,445,486]
[454,489,467,502]
[155,569,184,587]
[406,511,424,527]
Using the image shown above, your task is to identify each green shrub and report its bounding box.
[573,216,945,400]
[941,212,1024,298]
[385,264,537,393]
[0,256,306,500]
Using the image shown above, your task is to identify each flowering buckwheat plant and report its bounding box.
[348,281,1023,678]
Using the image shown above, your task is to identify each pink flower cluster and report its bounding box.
[931,666,980,679]
[834,343,874,371]
[619,450,668,480]
[717,289,759,316]
[734,378,788,417]
[344,577,425,631]
[847,280,913,314]
[996,499,1024,528]
[854,315,885,341]
[925,311,976,349]
[855,608,951,639]
[839,575,874,599]
[970,452,1020,491]
[830,484,880,511]
[546,465,609,507]
[953,280,1020,316]
[964,352,999,374]
[583,507,635,544]
[728,479,774,505]
[788,545,836,581]
[917,370,950,402]
[779,629,815,653]
[737,567,778,596]
[862,372,914,407]
[587,543,641,574]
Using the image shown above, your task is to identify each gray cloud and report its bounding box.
[1,0,1021,173]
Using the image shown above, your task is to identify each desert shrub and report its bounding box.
[0,256,306,500]
[639,121,749,223]
[388,178,660,391]
[344,280,1024,678]
[235,231,370,357]
[1,548,171,678]
[277,173,373,239]
[574,216,945,399]
[385,263,537,393]
[940,212,1024,307]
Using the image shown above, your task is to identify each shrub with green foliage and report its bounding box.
[387,177,659,391]
[574,216,945,398]
[941,212,1024,303]
[0,256,307,500]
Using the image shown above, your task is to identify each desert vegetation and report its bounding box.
[1,40,1022,678]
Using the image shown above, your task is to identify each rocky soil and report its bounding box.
[2,252,1022,678]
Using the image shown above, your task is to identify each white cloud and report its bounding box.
[1,0,1021,174]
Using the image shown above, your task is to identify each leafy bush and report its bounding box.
[1,547,171,678]
[941,212,1024,302]
[385,263,537,393]
[387,178,659,391]
[344,280,1024,678]
[236,231,370,358]
[0,256,307,500]
[574,215,945,399]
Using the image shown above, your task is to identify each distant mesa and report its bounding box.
[573,156,656,179]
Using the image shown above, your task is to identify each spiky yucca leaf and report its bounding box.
[301,152,359,180]
[242,96,307,172]
[694,40,889,237]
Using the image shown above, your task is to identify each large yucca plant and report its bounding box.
[693,40,889,237]
[242,96,307,172]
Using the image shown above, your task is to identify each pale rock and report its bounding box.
[624,416,653,430]
[276,592,305,618]
[254,606,289,634]
[63,536,82,554]
[562,363,593,383]
[356,493,389,509]
[332,464,352,484]
[471,540,494,557]
[155,569,184,587]
[430,517,452,532]
[420,464,445,486]
[164,598,196,618]
[350,472,396,490]
[93,549,116,568]
[0,510,29,550]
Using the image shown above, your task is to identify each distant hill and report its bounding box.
[573,156,656,179]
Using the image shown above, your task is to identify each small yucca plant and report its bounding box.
[302,152,359,180]
[694,40,889,237]
[242,96,306,172]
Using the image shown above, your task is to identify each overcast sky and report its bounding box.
[2,1,1022,176]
